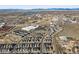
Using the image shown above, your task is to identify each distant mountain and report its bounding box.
[0,9,27,13]
[47,8,79,10]
[29,8,79,10]
[0,8,79,13]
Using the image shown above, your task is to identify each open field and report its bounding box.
[59,24,79,39]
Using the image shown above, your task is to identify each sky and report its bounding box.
[0,0,79,5]
[0,5,79,9]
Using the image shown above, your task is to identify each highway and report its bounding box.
[50,27,64,54]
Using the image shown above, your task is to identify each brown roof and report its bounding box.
[0,26,13,32]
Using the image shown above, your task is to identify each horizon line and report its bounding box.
[0,5,79,9]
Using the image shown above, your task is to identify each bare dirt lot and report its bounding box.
[59,24,79,39]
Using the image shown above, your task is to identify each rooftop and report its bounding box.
[22,25,39,31]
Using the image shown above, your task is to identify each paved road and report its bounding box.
[51,28,64,54]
